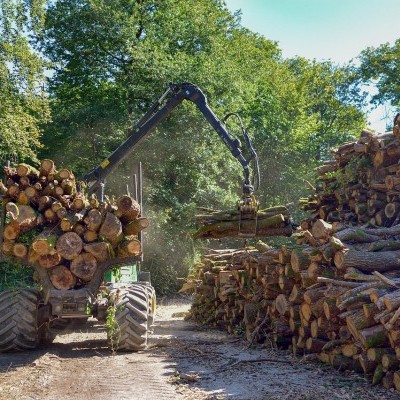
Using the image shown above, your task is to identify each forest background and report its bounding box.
[1,0,399,293]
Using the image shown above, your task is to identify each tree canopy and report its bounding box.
[0,0,50,163]
[359,39,400,108]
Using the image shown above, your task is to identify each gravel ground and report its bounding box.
[0,297,398,400]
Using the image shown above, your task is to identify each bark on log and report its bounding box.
[194,215,292,239]
[334,249,400,272]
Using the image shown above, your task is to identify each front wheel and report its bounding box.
[0,289,40,352]
[107,284,149,352]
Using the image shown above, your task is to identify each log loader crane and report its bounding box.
[0,82,259,353]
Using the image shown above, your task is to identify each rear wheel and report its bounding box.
[145,286,156,328]
[107,284,149,352]
[0,289,40,352]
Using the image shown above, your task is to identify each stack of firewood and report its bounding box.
[194,205,292,239]
[300,129,400,226]
[0,159,148,290]
[187,219,400,391]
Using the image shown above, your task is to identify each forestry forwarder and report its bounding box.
[0,82,259,353]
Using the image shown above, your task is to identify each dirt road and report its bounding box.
[0,298,399,400]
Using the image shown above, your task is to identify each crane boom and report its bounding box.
[83,82,259,198]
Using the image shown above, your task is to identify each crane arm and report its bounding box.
[83,82,259,198]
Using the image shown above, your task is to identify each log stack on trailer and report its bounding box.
[0,159,148,290]
[188,124,400,392]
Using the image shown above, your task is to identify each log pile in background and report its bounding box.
[194,205,292,239]
[300,129,400,227]
[187,218,400,391]
[0,159,148,290]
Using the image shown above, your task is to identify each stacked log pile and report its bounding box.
[300,129,400,226]
[0,159,148,290]
[194,206,292,239]
[188,219,400,391]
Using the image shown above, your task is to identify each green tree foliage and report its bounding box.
[36,0,367,293]
[359,39,400,107]
[0,0,50,163]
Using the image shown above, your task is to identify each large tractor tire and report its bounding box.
[107,284,149,352]
[0,288,40,352]
[145,285,156,328]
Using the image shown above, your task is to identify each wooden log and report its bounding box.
[73,222,86,237]
[382,353,399,371]
[345,309,375,341]
[311,219,333,240]
[49,265,77,290]
[12,243,28,258]
[123,217,149,235]
[393,370,400,391]
[83,230,98,243]
[117,238,141,258]
[335,227,380,243]
[37,252,62,269]
[323,298,340,320]
[1,240,14,256]
[304,287,325,305]
[372,364,385,385]
[306,337,327,353]
[288,285,303,305]
[70,252,98,281]
[16,163,39,178]
[99,212,123,247]
[334,249,400,272]
[194,215,292,239]
[358,352,378,374]
[290,248,312,273]
[84,209,103,232]
[40,159,56,176]
[31,233,57,256]
[3,223,20,240]
[381,289,400,312]
[55,168,73,181]
[116,195,141,223]
[367,347,394,363]
[275,294,290,316]
[83,242,112,262]
[358,325,388,349]
[56,232,83,260]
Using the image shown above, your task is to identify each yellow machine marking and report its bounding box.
[100,159,110,169]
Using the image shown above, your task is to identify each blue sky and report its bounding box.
[224,0,400,131]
